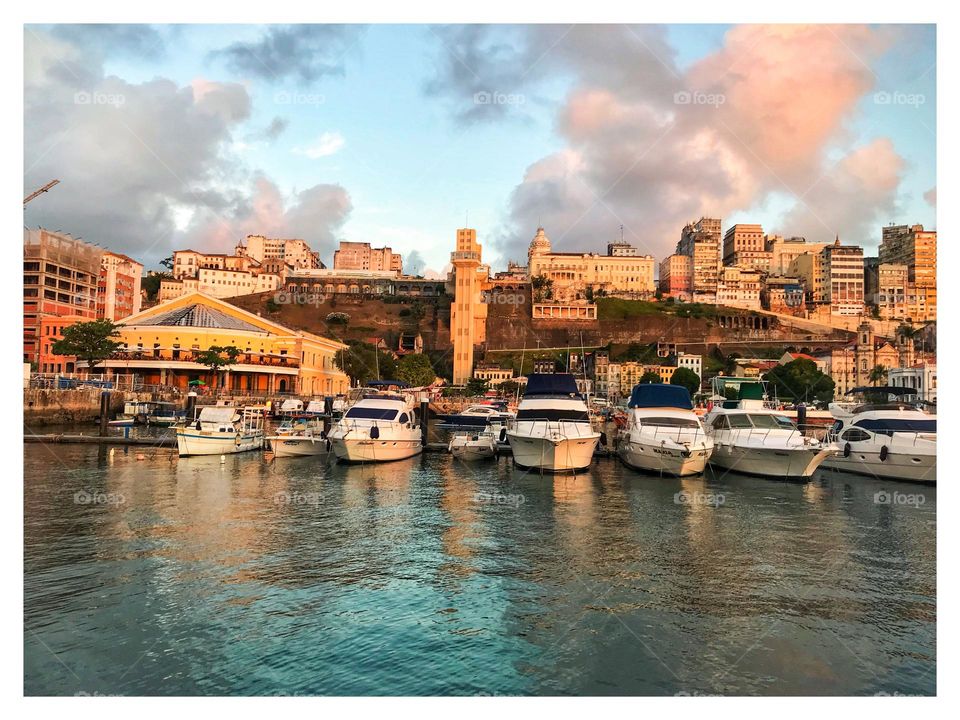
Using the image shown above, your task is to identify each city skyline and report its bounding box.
[24,24,936,274]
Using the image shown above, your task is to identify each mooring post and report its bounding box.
[99,390,111,437]
[420,392,429,446]
[323,396,333,436]
[186,391,198,421]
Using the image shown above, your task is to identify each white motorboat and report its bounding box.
[506,374,601,473]
[703,382,836,480]
[176,405,266,457]
[268,429,331,458]
[439,403,515,427]
[448,427,500,460]
[822,386,936,483]
[327,381,422,463]
[616,383,713,476]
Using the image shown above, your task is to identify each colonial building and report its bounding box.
[97,251,143,321]
[474,365,515,386]
[238,235,323,271]
[821,322,906,397]
[165,248,282,301]
[889,363,937,403]
[23,228,102,364]
[761,275,805,314]
[285,268,445,298]
[716,266,762,310]
[333,241,403,273]
[526,227,656,301]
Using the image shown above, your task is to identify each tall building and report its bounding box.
[450,228,487,385]
[879,224,936,317]
[333,241,403,273]
[716,266,762,310]
[787,252,821,304]
[677,217,721,300]
[526,227,656,301]
[167,249,281,301]
[865,261,934,322]
[722,223,770,270]
[818,238,864,316]
[659,254,693,300]
[23,228,103,364]
[765,235,829,275]
[238,235,323,271]
[98,251,143,321]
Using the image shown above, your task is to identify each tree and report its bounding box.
[670,367,701,396]
[336,341,398,386]
[159,256,174,270]
[531,274,553,302]
[397,353,436,387]
[141,273,171,301]
[639,370,662,384]
[51,319,122,374]
[869,364,888,386]
[763,358,835,404]
[499,380,521,397]
[466,377,489,397]
[194,345,240,389]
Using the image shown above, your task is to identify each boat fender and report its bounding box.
[879,445,889,462]
[599,432,607,446]
[326,439,332,452]
[843,442,851,458]
[235,433,242,447]
[196,420,202,431]
[499,428,507,443]
[370,425,380,439]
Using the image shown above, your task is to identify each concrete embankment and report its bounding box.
[23,388,183,426]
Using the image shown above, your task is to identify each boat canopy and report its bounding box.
[366,380,410,388]
[524,373,581,397]
[848,386,915,396]
[279,398,304,412]
[627,383,693,410]
[854,418,936,434]
[198,407,238,423]
[738,383,765,400]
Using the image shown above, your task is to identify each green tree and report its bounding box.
[531,274,553,302]
[397,353,436,387]
[159,256,174,270]
[869,364,888,386]
[194,345,240,389]
[670,366,701,396]
[639,370,661,384]
[466,377,489,396]
[336,341,398,386]
[51,319,122,374]
[141,273,171,301]
[763,358,835,404]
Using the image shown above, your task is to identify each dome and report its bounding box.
[528,226,552,256]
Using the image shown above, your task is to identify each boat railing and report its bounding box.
[826,428,934,448]
[632,424,707,445]
[508,418,595,438]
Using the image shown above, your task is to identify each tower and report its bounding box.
[854,321,874,385]
[450,228,485,385]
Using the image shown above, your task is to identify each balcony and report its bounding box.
[108,349,300,369]
[451,251,480,262]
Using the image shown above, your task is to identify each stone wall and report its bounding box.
[23,389,183,426]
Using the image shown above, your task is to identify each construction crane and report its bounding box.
[23,179,60,205]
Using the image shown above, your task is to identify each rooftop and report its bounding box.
[135,303,265,333]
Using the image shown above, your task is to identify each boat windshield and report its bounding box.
[637,417,699,429]
[345,407,399,421]
[747,414,795,429]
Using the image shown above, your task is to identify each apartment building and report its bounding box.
[879,224,936,318]
[677,217,721,300]
[716,266,762,310]
[765,235,829,275]
[97,251,143,321]
[659,254,693,300]
[818,239,864,316]
[239,235,323,271]
[722,223,769,270]
[333,241,403,273]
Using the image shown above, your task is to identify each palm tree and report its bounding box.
[869,364,888,386]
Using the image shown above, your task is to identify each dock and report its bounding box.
[24,433,176,447]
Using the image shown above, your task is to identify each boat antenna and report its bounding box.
[517,341,526,406]
[580,331,589,403]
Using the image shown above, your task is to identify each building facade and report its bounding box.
[659,254,693,300]
[761,275,806,313]
[722,223,769,270]
[878,224,937,320]
[450,228,487,385]
[238,235,323,270]
[98,251,143,321]
[765,236,829,275]
[333,241,403,273]
[888,363,937,403]
[716,266,762,310]
[818,239,864,316]
[677,217,722,300]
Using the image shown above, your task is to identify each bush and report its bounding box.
[326,312,350,325]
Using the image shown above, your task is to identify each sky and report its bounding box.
[23,24,936,275]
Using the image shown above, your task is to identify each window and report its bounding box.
[841,428,871,442]
[711,415,729,430]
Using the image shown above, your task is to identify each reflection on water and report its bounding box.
[24,444,935,696]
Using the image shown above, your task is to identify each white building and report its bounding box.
[888,363,937,403]
[676,352,702,380]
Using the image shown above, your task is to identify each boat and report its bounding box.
[327,381,422,463]
[267,423,331,458]
[146,401,184,427]
[175,405,266,457]
[448,427,501,460]
[106,401,148,427]
[821,386,936,483]
[438,402,515,427]
[273,397,305,419]
[703,381,836,480]
[616,383,713,476]
[506,373,601,473]
[332,395,349,416]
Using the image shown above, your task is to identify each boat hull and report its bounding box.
[268,436,331,458]
[822,449,936,483]
[617,440,710,477]
[507,433,599,473]
[709,443,835,480]
[176,429,264,457]
[330,437,422,463]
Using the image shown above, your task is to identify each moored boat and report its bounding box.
[616,383,713,476]
[327,381,422,463]
[438,402,515,427]
[176,405,266,457]
[448,427,499,460]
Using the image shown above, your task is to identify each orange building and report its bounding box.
[37,314,86,373]
[98,251,143,321]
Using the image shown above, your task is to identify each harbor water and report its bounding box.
[24,439,935,696]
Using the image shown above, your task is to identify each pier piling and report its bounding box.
[98,390,110,436]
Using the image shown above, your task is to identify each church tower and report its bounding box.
[854,321,874,386]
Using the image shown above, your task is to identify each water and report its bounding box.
[24,442,935,696]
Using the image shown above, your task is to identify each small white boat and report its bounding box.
[617,384,713,476]
[822,386,936,483]
[147,401,183,427]
[703,382,836,480]
[448,429,498,460]
[176,405,266,457]
[268,429,331,458]
[327,381,422,463]
[506,374,600,473]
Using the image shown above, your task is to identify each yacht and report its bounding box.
[438,402,515,427]
[176,405,266,457]
[822,386,936,483]
[616,384,713,476]
[703,382,836,480]
[506,373,601,472]
[448,426,503,461]
[327,381,422,463]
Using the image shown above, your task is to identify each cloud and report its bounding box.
[294,131,345,159]
[47,23,169,60]
[23,28,352,267]
[426,24,905,260]
[245,116,289,143]
[924,187,936,208]
[212,25,365,83]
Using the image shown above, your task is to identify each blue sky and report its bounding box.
[24,24,936,271]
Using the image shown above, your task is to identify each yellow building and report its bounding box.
[94,292,349,396]
[527,227,655,302]
[450,228,488,385]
